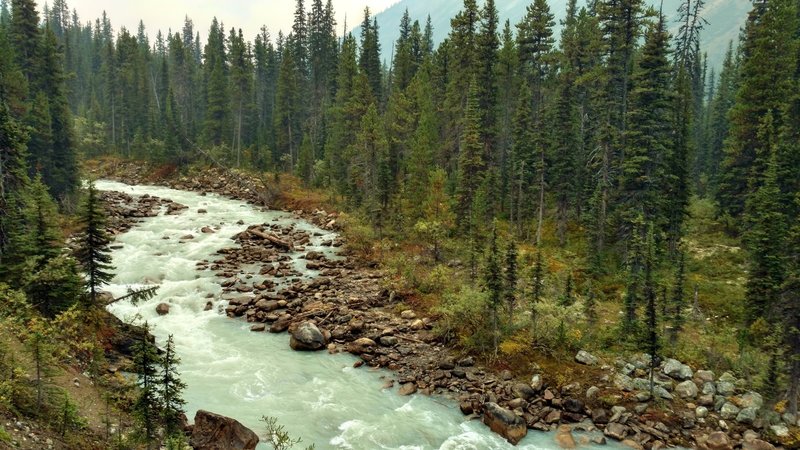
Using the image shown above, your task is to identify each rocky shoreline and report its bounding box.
[90,161,798,450]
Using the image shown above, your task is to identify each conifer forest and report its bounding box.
[0,0,799,448]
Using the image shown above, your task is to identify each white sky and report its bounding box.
[63,0,399,42]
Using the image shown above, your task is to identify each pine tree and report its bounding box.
[160,335,186,438]
[475,0,499,152]
[455,81,485,231]
[743,145,787,324]
[133,322,161,448]
[642,230,660,397]
[619,14,674,239]
[504,241,518,316]
[670,250,687,338]
[74,181,114,308]
[484,224,503,355]
[359,9,382,101]
[560,272,574,307]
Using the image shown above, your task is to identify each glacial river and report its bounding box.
[98,180,612,450]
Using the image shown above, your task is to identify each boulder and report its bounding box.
[563,398,585,414]
[705,431,732,450]
[512,383,537,401]
[769,425,789,438]
[663,358,693,380]
[613,373,635,391]
[531,374,544,392]
[696,370,716,383]
[604,422,629,441]
[555,425,576,449]
[399,383,417,396]
[676,380,699,399]
[716,381,736,396]
[189,410,259,450]
[720,402,740,420]
[586,386,600,400]
[156,303,170,315]
[739,391,764,409]
[742,440,776,450]
[592,408,610,425]
[718,372,737,383]
[737,407,758,425]
[347,337,376,355]
[400,310,417,320]
[289,322,327,351]
[482,402,527,445]
[575,350,599,366]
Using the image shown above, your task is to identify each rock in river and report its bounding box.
[289,321,327,351]
[156,303,170,315]
[189,409,259,450]
[482,402,527,445]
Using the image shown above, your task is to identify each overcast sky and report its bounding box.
[64,0,399,42]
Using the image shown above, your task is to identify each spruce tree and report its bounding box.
[743,147,787,324]
[504,241,518,316]
[560,272,574,307]
[642,230,660,398]
[74,181,114,308]
[455,82,484,231]
[670,251,687,337]
[484,224,503,355]
[160,335,186,438]
[133,322,161,448]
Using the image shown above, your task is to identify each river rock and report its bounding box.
[663,358,693,380]
[739,391,764,409]
[705,431,732,450]
[156,303,170,315]
[720,402,740,420]
[575,350,599,366]
[250,324,266,332]
[737,407,758,425]
[512,383,537,401]
[716,381,735,396]
[696,370,715,383]
[676,380,699,398]
[604,422,629,441]
[769,425,789,438]
[289,322,327,351]
[399,383,417,396]
[482,402,527,445]
[555,425,576,449]
[347,337,376,354]
[742,439,776,450]
[269,316,292,333]
[189,410,259,450]
[696,406,709,418]
[400,310,417,320]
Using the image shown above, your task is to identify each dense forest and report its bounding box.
[0,0,799,445]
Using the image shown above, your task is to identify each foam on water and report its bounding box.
[98,180,617,450]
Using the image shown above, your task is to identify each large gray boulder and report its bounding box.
[289,321,327,351]
[482,402,527,445]
[190,410,259,450]
[575,350,599,366]
[675,380,699,399]
[720,402,740,420]
[737,407,758,425]
[663,359,693,380]
[739,391,764,409]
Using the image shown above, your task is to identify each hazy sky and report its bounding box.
[64,0,399,42]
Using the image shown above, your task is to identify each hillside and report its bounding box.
[365,0,749,68]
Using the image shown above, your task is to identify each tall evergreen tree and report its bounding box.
[74,181,114,308]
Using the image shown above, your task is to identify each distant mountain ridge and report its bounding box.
[359,0,749,69]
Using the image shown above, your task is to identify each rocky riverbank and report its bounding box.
[88,160,798,449]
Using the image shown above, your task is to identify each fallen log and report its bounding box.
[249,229,293,250]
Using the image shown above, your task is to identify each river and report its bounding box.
[97,180,612,450]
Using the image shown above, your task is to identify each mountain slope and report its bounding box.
[362,0,749,69]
